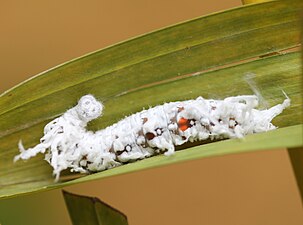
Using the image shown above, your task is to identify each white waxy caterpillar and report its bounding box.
[14,94,290,181]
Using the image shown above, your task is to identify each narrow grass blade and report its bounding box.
[242,0,271,4]
[288,147,303,204]
[63,190,128,225]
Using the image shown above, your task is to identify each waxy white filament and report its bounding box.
[14,94,290,182]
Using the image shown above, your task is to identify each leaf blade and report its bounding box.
[0,0,302,199]
[63,190,128,225]
[1,124,301,199]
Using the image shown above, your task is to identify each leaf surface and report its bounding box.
[63,191,128,225]
[0,0,302,199]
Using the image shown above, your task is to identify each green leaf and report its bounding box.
[288,147,303,203]
[241,0,271,5]
[0,0,302,199]
[63,190,128,225]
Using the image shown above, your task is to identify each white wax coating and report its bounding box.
[14,94,290,181]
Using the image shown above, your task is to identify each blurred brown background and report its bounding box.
[0,0,302,225]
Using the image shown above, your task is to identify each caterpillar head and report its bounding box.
[76,95,103,122]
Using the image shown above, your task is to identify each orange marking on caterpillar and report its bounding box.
[178,117,189,131]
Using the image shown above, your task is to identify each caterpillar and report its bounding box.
[14,94,290,181]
